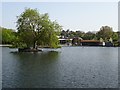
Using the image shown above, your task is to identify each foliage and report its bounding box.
[96,26,113,42]
[112,32,118,42]
[82,31,95,40]
[99,38,104,42]
[61,30,85,39]
[1,28,16,44]
[16,8,62,49]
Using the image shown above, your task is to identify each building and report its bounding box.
[72,37,104,46]
[59,38,72,45]
[80,40,103,46]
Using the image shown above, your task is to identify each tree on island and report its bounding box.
[16,8,62,50]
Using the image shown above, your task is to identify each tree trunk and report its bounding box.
[33,41,37,50]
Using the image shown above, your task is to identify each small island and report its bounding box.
[1,8,62,52]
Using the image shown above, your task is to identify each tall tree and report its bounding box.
[17,8,40,48]
[17,8,62,49]
[96,26,113,42]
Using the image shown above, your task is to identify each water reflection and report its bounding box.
[11,51,59,61]
[3,49,60,88]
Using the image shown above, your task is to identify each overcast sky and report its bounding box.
[1,2,118,32]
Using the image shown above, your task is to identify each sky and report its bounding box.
[1,2,118,32]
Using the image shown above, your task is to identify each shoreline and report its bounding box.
[0,44,12,47]
[0,44,119,48]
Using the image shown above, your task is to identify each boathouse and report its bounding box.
[80,40,102,46]
[72,37,103,46]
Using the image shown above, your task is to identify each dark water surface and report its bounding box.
[2,47,118,88]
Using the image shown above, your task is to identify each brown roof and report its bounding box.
[80,40,100,43]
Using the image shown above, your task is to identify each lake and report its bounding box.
[2,46,118,88]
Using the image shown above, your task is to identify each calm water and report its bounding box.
[2,47,118,88]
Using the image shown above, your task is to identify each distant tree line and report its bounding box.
[1,26,120,47]
[60,26,120,46]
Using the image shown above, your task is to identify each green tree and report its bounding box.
[17,8,40,48]
[17,8,62,49]
[39,17,62,48]
[112,32,118,42]
[75,31,85,38]
[82,31,95,40]
[2,28,15,44]
[96,26,113,42]
[112,32,119,46]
